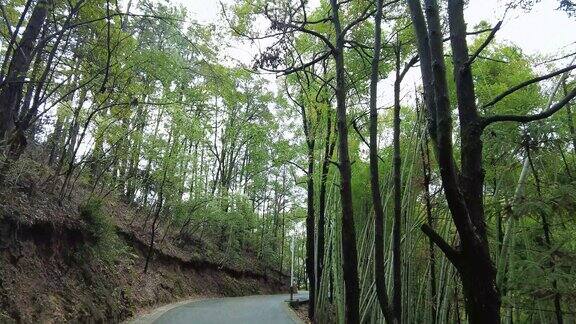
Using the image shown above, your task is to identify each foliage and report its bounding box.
[1,0,575,322]
[79,199,127,263]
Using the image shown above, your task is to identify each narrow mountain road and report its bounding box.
[128,293,308,324]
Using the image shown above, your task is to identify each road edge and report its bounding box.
[282,300,306,324]
[123,297,204,324]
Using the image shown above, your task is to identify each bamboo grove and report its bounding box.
[230,0,576,322]
[1,0,576,323]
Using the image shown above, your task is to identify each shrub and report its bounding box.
[79,199,127,263]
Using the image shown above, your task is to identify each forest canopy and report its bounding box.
[0,0,575,323]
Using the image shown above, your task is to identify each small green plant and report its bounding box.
[79,199,127,264]
[80,199,109,241]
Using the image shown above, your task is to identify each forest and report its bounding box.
[0,0,575,323]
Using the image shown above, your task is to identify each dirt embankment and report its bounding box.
[0,173,287,323]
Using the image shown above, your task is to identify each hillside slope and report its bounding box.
[0,160,287,323]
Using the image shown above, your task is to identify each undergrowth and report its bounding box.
[79,199,128,264]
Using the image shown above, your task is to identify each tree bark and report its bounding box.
[368,0,394,321]
[407,0,501,322]
[0,0,50,143]
[330,1,360,322]
[305,137,315,319]
[447,2,500,322]
[317,107,335,306]
[392,37,403,323]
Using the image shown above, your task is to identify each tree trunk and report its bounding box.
[408,1,501,323]
[317,107,335,303]
[459,256,500,323]
[330,1,360,322]
[392,37,403,323]
[144,194,163,273]
[420,120,437,324]
[47,111,65,166]
[0,0,33,83]
[144,132,173,273]
[305,138,315,319]
[368,0,394,321]
[0,0,50,143]
[447,2,500,322]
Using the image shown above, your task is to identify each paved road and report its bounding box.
[139,293,308,324]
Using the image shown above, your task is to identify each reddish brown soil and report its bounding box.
[0,158,287,323]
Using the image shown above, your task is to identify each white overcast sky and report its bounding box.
[178,0,575,60]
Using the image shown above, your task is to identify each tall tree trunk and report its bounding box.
[407,1,501,322]
[126,98,147,202]
[330,1,360,322]
[305,137,315,319]
[144,131,174,273]
[447,2,500,322]
[144,193,163,273]
[47,110,65,166]
[368,0,394,321]
[420,119,437,324]
[16,43,43,125]
[47,56,81,167]
[317,107,335,304]
[392,37,403,323]
[0,0,33,83]
[141,107,164,206]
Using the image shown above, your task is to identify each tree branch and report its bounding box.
[287,160,308,174]
[466,20,502,66]
[264,5,335,52]
[421,224,460,266]
[482,85,576,127]
[441,26,495,42]
[397,55,419,84]
[482,64,576,109]
[260,51,332,76]
[342,0,401,36]
[351,119,386,164]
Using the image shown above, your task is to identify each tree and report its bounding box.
[407,0,576,322]
[230,1,387,320]
[0,0,51,165]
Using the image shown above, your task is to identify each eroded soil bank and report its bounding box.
[0,171,287,323]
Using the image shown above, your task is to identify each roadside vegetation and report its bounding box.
[1,0,575,323]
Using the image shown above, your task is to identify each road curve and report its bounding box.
[132,293,308,324]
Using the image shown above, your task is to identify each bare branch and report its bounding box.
[466,20,502,66]
[442,26,495,42]
[482,64,576,109]
[287,160,308,174]
[482,85,576,127]
[264,5,336,52]
[397,55,419,84]
[421,224,460,266]
[351,119,386,164]
[260,51,332,76]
